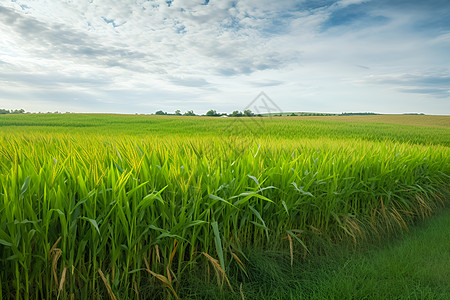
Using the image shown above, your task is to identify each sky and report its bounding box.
[0,0,449,115]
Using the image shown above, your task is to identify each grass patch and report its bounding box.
[182,208,450,299]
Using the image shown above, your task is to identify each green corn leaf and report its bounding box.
[211,221,226,272]
[286,230,309,254]
[20,176,30,199]
[208,194,236,208]
[80,217,101,236]
[0,239,13,247]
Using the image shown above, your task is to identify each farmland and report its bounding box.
[0,114,449,299]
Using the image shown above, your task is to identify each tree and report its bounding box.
[1,109,25,114]
[175,110,181,116]
[183,110,196,116]
[243,109,254,117]
[230,110,243,117]
[206,109,219,116]
[155,110,167,115]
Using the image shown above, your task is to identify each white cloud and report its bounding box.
[337,0,370,8]
[0,0,449,114]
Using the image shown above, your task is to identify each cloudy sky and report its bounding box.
[0,0,449,114]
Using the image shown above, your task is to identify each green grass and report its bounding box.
[183,208,450,299]
[324,209,450,299]
[1,114,449,146]
[0,114,449,299]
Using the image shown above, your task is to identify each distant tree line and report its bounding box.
[155,109,196,116]
[153,110,387,117]
[0,109,25,114]
[270,112,340,116]
[287,112,338,116]
[340,112,379,116]
[272,112,382,116]
[154,109,262,117]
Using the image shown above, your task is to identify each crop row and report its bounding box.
[0,133,449,299]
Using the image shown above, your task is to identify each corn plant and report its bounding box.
[0,115,449,299]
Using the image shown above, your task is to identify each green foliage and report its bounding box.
[243,109,254,117]
[341,112,379,116]
[1,114,448,146]
[0,108,25,114]
[230,110,243,117]
[155,110,167,115]
[206,110,220,116]
[183,209,450,299]
[183,110,196,116]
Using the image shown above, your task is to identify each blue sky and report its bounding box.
[0,0,449,114]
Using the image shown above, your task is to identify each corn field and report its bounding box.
[0,114,449,299]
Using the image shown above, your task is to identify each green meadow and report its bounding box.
[0,114,449,299]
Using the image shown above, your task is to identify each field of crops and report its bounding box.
[1,114,449,299]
